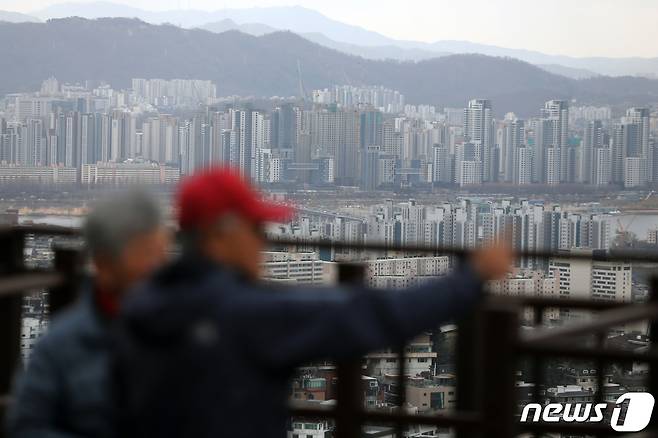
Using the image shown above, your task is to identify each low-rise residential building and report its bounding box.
[288,419,332,438]
[262,251,335,285]
[406,382,456,412]
[0,165,77,184]
[365,333,436,377]
[488,270,559,322]
[546,385,594,404]
[366,257,450,289]
[291,377,328,402]
[549,249,632,322]
[81,161,180,185]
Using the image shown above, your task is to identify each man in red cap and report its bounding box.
[115,167,513,438]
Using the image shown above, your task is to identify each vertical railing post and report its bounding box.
[456,283,483,438]
[647,276,658,433]
[482,300,518,438]
[394,342,406,438]
[49,246,81,316]
[0,229,25,435]
[335,263,365,438]
[530,305,544,438]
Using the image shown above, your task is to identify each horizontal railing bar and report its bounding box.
[518,342,658,362]
[289,406,482,429]
[0,272,64,298]
[8,225,81,236]
[513,296,626,310]
[11,225,658,263]
[269,237,658,263]
[522,303,658,344]
[360,411,481,429]
[288,401,335,413]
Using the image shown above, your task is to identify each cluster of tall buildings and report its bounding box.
[272,196,638,325]
[311,85,405,114]
[131,78,217,106]
[276,198,613,267]
[270,197,635,330]
[1,77,656,189]
[569,105,612,123]
[364,199,612,255]
[461,100,655,188]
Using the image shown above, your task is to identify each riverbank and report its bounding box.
[618,209,658,214]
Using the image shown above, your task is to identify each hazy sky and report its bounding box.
[4,0,658,57]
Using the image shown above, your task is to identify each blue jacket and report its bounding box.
[116,254,484,438]
[6,290,115,438]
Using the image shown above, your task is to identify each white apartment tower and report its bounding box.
[538,100,569,183]
[463,99,494,182]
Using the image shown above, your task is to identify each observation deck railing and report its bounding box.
[1,225,658,438]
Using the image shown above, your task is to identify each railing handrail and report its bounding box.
[269,236,658,263]
[522,303,658,344]
[288,403,483,429]
[3,225,658,438]
[7,224,80,236]
[9,224,658,263]
[0,272,64,298]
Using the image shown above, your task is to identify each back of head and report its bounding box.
[84,189,163,261]
[175,167,293,278]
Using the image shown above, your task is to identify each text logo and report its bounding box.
[520,392,655,432]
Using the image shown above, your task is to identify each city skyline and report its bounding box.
[2,0,658,58]
[1,76,656,192]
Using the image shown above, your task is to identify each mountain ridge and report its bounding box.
[199,20,600,79]
[0,10,41,23]
[2,18,658,117]
[30,1,658,78]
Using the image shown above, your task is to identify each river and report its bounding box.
[19,215,82,228]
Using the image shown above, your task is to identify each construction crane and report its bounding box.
[615,215,638,247]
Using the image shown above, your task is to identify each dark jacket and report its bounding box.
[6,290,115,438]
[116,254,484,438]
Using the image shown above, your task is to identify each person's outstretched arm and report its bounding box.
[225,245,512,369]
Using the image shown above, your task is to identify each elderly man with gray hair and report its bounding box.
[6,190,170,438]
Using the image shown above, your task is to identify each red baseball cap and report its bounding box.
[177,167,294,230]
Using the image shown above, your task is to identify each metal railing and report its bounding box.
[0,225,81,438]
[1,225,658,438]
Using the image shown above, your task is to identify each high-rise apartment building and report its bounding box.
[582,120,605,184]
[541,100,569,183]
[463,99,493,181]
[500,118,525,183]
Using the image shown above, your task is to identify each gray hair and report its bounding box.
[84,190,163,260]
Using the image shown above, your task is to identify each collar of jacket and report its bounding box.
[75,282,113,346]
[154,249,251,287]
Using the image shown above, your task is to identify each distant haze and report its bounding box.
[6,0,658,58]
